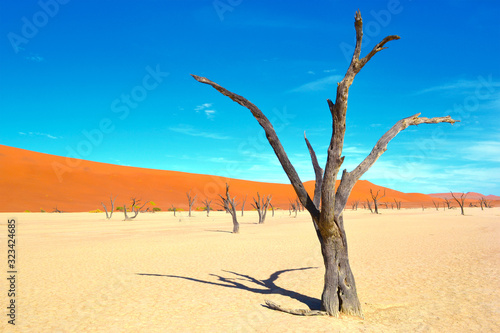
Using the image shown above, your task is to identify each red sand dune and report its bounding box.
[429,193,500,201]
[0,144,493,212]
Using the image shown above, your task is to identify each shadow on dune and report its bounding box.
[136,267,321,310]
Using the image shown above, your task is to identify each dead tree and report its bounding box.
[369,189,385,214]
[241,195,247,216]
[478,197,491,210]
[218,184,239,233]
[101,195,117,219]
[269,202,275,217]
[393,198,401,210]
[450,192,468,216]
[186,191,197,217]
[251,192,272,224]
[170,205,177,216]
[289,200,298,218]
[366,199,373,213]
[432,200,440,211]
[444,198,452,209]
[53,206,62,213]
[192,10,458,317]
[124,198,149,221]
[202,199,213,217]
[350,200,359,210]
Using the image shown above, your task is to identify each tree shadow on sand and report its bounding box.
[136,267,321,310]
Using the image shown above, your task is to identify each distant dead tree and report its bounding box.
[478,197,488,210]
[170,205,177,216]
[218,184,239,233]
[393,198,402,210]
[289,200,298,218]
[381,202,388,209]
[444,198,452,209]
[365,199,373,213]
[269,202,275,217]
[202,199,213,217]
[432,200,440,211]
[450,192,468,215]
[101,195,117,219]
[252,193,272,224]
[186,191,197,217]
[192,11,458,317]
[123,198,149,221]
[361,202,366,210]
[241,195,247,216]
[53,206,62,213]
[350,200,359,210]
[369,189,385,214]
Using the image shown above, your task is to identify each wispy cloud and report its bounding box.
[195,103,216,120]
[169,125,229,140]
[19,131,59,139]
[25,55,44,62]
[288,75,342,93]
[414,77,500,95]
[460,141,500,163]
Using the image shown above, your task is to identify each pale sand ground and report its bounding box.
[0,208,499,332]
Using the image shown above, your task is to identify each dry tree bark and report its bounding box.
[251,192,272,224]
[450,191,468,215]
[202,199,213,217]
[101,195,117,219]
[369,189,386,214]
[186,191,197,217]
[123,198,149,221]
[218,184,239,233]
[192,10,458,317]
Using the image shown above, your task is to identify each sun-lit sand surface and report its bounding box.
[1,208,499,332]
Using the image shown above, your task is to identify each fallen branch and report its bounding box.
[264,300,328,316]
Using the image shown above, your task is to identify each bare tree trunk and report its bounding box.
[101,195,116,219]
[366,199,373,213]
[186,191,197,217]
[219,184,239,233]
[241,195,247,216]
[369,189,385,214]
[202,199,212,217]
[124,198,149,221]
[450,192,468,215]
[432,200,439,211]
[192,10,458,317]
[252,193,272,224]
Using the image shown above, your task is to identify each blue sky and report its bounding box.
[1,0,499,195]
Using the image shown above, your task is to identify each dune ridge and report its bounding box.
[0,144,495,212]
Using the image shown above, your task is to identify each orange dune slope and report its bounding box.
[1,144,445,212]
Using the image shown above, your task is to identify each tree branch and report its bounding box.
[334,114,459,212]
[304,131,323,209]
[192,74,319,221]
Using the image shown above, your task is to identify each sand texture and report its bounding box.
[1,208,499,332]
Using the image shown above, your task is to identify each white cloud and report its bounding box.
[195,103,216,119]
[169,125,229,140]
[19,132,59,139]
[414,77,500,96]
[25,55,44,62]
[288,75,343,93]
[460,141,500,163]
